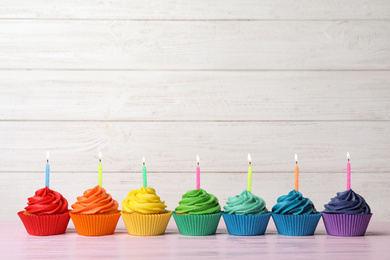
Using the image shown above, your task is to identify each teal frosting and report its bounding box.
[272,190,317,215]
[223,190,268,215]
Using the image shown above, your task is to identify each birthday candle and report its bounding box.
[45,151,50,188]
[142,157,147,187]
[247,153,252,192]
[196,155,200,189]
[347,152,351,190]
[295,153,299,191]
[98,151,102,187]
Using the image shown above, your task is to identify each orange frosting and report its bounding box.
[71,186,119,214]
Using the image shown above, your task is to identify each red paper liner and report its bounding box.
[69,210,121,236]
[18,210,70,236]
[121,210,172,236]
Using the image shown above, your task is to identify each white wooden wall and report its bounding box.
[1,1,389,221]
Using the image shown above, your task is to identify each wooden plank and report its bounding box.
[1,0,389,20]
[0,21,389,70]
[4,172,389,221]
[0,121,388,173]
[1,71,390,121]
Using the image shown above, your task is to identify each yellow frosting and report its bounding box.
[122,187,167,214]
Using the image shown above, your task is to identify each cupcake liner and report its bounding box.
[121,210,172,236]
[172,211,222,236]
[222,212,271,236]
[322,212,372,236]
[272,213,322,236]
[69,210,121,236]
[18,210,70,236]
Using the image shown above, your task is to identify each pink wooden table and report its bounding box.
[1,218,389,259]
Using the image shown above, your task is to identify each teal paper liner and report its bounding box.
[322,212,372,236]
[222,212,271,236]
[272,213,322,236]
[172,211,222,236]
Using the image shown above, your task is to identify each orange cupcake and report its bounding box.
[69,185,120,236]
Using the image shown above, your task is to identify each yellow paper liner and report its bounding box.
[121,210,172,236]
[69,210,121,236]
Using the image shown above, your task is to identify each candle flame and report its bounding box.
[99,151,102,160]
[196,154,200,163]
[248,153,252,163]
[347,152,350,159]
[46,151,50,161]
[142,156,145,163]
[295,153,298,162]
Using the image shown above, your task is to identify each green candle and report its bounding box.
[247,153,252,192]
[142,156,147,187]
[98,151,102,187]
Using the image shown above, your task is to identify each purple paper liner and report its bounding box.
[222,212,271,236]
[322,212,372,236]
[272,213,322,236]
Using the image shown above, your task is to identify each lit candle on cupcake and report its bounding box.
[222,153,271,236]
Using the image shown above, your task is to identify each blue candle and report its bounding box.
[45,151,50,188]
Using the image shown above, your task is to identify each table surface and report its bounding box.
[1,218,389,260]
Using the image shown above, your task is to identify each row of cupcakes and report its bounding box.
[18,152,372,237]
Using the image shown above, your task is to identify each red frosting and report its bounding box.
[25,187,69,215]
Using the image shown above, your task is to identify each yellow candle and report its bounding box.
[247,153,252,192]
[98,151,102,187]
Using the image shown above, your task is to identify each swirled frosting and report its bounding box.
[272,190,317,215]
[25,187,68,215]
[71,186,119,214]
[224,190,268,215]
[323,189,371,214]
[122,187,167,214]
[175,189,221,215]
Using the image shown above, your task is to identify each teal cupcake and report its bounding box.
[223,190,271,236]
[172,189,222,236]
[272,190,322,236]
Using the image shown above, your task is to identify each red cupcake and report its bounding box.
[18,187,70,236]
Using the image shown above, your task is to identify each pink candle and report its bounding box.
[347,152,351,190]
[196,154,200,189]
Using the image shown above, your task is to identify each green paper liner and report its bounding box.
[121,210,172,236]
[172,211,222,236]
[69,210,121,236]
[18,210,70,236]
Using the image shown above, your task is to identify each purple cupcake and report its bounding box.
[322,189,372,236]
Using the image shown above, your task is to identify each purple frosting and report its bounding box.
[323,189,370,215]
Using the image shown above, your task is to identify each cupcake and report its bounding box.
[272,190,322,236]
[121,186,172,236]
[172,189,222,236]
[69,185,120,236]
[222,190,271,236]
[18,187,70,236]
[322,189,372,236]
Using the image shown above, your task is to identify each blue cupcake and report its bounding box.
[272,190,322,236]
[322,189,372,236]
[222,190,271,236]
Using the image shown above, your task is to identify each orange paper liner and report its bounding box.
[69,210,121,236]
[121,210,172,236]
[18,210,70,236]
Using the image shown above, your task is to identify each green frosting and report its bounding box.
[175,189,221,215]
[224,190,268,215]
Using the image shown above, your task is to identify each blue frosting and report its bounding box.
[323,189,370,214]
[272,190,317,215]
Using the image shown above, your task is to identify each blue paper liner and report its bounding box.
[222,212,271,236]
[172,211,222,236]
[322,212,372,236]
[272,213,322,236]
